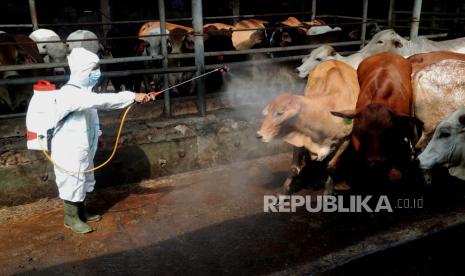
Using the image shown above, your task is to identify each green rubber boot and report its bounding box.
[79,201,102,222]
[64,200,93,234]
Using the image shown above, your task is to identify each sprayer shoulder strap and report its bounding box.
[53,83,82,131]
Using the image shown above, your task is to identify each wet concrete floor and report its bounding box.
[1,153,465,275]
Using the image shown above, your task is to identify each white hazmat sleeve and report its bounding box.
[55,89,135,124]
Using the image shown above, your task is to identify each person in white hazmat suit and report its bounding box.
[52,47,151,234]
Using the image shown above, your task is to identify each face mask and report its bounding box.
[88,69,101,87]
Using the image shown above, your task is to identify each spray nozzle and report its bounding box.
[217,65,229,74]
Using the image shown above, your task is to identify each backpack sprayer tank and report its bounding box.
[26,80,57,151]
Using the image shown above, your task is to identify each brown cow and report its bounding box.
[232,19,267,50]
[0,33,45,112]
[257,60,360,194]
[332,52,421,180]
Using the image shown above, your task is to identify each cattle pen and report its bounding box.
[2,0,465,275]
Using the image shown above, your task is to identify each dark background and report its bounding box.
[1,0,465,38]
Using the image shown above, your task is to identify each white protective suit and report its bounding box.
[51,48,135,202]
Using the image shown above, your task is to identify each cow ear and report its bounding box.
[396,114,424,144]
[330,110,357,119]
[262,106,269,116]
[396,114,424,129]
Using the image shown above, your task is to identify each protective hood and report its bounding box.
[67,47,99,89]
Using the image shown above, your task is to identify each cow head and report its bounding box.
[418,108,465,180]
[0,34,20,79]
[203,26,234,62]
[168,28,194,54]
[263,23,304,48]
[348,22,384,40]
[360,29,408,55]
[296,45,338,78]
[40,40,69,75]
[332,103,422,168]
[257,92,301,142]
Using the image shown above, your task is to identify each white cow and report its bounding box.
[297,29,465,78]
[306,26,342,36]
[66,30,101,54]
[418,107,465,180]
[29,29,68,74]
[296,45,366,78]
[360,29,465,56]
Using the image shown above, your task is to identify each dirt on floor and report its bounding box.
[1,153,465,275]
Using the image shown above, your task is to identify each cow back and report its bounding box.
[306,60,359,102]
[357,52,412,115]
[408,51,465,77]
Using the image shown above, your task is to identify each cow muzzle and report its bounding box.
[256,131,271,142]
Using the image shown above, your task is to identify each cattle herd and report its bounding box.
[2,15,465,193]
[0,16,367,113]
[259,29,465,195]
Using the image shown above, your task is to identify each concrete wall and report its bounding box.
[0,96,290,207]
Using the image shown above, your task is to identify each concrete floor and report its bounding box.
[1,153,465,275]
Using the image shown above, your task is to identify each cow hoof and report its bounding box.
[290,165,301,175]
[334,181,351,191]
[422,170,433,186]
[323,188,334,196]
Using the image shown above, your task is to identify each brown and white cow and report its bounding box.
[232,19,268,50]
[332,52,421,181]
[411,57,465,149]
[257,60,360,194]
[139,21,195,55]
[408,51,465,77]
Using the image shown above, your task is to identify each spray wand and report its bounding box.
[39,65,229,174]
[146,65,228,100]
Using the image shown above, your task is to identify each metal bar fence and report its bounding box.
[0,0,455,117]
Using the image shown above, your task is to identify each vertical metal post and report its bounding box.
[410,0,422,39]
[28,0,38,31]
[311,0,317,20]
[100,0,111,39]
[360,0,368,48]
[388,0,395,28]
[192,0,206,116]
[232,0,240,24]
[158,0,171,117]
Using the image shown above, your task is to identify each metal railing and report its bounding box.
[0,0,456,119]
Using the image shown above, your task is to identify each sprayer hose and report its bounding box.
[39,104,133,174]
[38,66,226,175]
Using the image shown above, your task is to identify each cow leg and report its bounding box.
[327,140,350,174]
[325,140,350,195]
[282,146,306,195]
[143,75,152,93]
